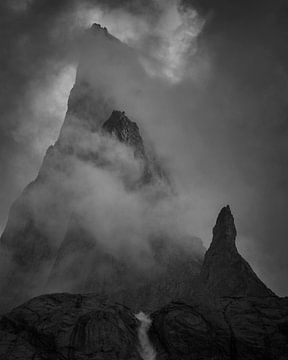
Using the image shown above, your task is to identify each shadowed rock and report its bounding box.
[150,297,288,360]
[200,205,275,297]
[0,294,141,360]
[103,111,146,158]
[1,292,288,360]
[102,110,169,185]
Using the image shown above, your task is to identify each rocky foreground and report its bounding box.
[1,293,288,360]
[1,207,288,360]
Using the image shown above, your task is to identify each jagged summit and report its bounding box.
[90,23,108,34]
[200,205,275,297]
[88,23,116,41]
[82,22,127,52]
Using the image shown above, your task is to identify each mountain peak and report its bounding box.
[90,23,108,32]
[87,23,117,43]
[90,23,109,36]
[212,205,237,251]
[200,206,275,297]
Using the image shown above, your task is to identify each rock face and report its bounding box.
[200,205,275,297]
[103,111,146,157]
[0,293,141,360]
[102,110,169,186]
[1,292,288,359]
[150,297,288,360]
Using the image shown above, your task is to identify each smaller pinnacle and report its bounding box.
[200,205,275,297]
[212,205,237,246]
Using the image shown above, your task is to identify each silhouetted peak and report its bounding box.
[200,205,275,297]
[212,205,237,250]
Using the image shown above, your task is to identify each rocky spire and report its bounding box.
[200,205,275,298]
[208,205,237,253]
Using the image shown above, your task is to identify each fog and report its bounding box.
[0,0,288,295]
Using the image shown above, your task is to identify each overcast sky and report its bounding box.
[0,0,288,295]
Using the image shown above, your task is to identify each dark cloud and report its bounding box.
[0,0,288,296]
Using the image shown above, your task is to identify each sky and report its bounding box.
[0,0,288,295]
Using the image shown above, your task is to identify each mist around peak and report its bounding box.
[0,0,288,296]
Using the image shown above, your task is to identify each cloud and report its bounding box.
[139,1,204,82]
[12,65,76,156]
[76,0,204,82]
